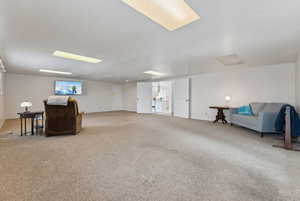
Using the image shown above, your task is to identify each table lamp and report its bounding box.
[20,101,32,112]
[225,96,231,106]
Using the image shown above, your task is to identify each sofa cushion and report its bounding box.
[250,103,266,116]
[231,114,259,128]
[261,103,285,113]
[238,105,253,116]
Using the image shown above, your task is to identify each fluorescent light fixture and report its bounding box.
[121,0,200,31]
[217,54,244,66]
[53,51,102,63]
[0,59,6,73]
[144,70,165,76]
[39,69,72,75]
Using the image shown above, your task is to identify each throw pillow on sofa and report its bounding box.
[238,105,253,116]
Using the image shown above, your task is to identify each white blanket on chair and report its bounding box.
[47,96,69,106]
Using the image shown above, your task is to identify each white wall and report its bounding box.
[111,85,123,111]
[191,63,296,121]
[0,72,5,127]
[296,53,300,112]
[121,64,296,118]
[4,62,297,120]
[122,82,137,112]
[5,73,123,119]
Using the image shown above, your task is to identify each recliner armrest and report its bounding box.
[75,112,83,133]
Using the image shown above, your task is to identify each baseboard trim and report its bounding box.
[84,110,137,115]
[120,110,137,113]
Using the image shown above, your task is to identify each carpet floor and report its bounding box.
[0,111,299,201]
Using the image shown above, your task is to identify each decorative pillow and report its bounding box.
[238,105,253,116]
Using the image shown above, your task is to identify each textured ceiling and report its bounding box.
[1,0,300,83]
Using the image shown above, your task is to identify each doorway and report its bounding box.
[137,78,190,118]
[152,81,172,115]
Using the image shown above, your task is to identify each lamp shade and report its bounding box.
[225,96,231,101]
[20,101,32,108]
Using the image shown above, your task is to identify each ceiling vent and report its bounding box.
[217,54,244,66]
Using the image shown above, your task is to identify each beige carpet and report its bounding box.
[0,111,299,201]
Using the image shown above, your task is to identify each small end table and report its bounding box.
[17,111,44,136]
[209,106,231,124]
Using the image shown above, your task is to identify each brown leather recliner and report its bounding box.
[43,98,83,137]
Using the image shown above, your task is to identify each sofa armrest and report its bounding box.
[229,108,239,115]
[76,112,83,133]
[258,112,278,132]
[228,108,239,122]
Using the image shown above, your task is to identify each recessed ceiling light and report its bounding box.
[217,54,244,66]
[125,80,129,82]
[121,0,200,31]
[144,70,165,76]
[39,69,72,75]
[53,51,102,63]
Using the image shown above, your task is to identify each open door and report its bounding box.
[173,78,190,118]
[137,82,152,114]
[152,81,172,115]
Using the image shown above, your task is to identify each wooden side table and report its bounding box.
[17,111,44,136]
[209,106,230,124]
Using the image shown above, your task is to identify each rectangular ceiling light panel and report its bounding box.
[0,59,6,73]
[122,0,200,31]
[39,69,72,75]
[53,51,102,63]
[217,54,244,66]
[144,70,165,76]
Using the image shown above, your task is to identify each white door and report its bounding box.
[173,78,190,118]
[137,82,153,114]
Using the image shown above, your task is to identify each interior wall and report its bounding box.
[5,63,295,119]
[296,53,300,112]
[191,63,296,121]
[0,72,5,127]
[122,82,137,112]
[5,73,123,119]
[111,85,123,111]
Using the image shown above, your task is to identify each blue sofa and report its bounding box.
[229,102,285,137]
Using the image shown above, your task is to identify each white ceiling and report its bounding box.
[1,0,300,83]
